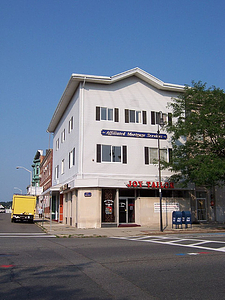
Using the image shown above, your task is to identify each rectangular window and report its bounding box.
[162,113,167,124]
[61,129,65,143]
[96,106,119,122]
[69,148,75,169]
[108,108,113,121]
[112,146,121,162]
[151,111,172,125]
[97,144,127,163]
[130,110,135,123]
[55,165,59,179]
[101,107,107,120]
[56,138,59,151]
[68,116,73,133]
[102,145,111,162]
[61,159,65,174]
[125,109,146,124]
[145,147,169,164]
[150,148,158,164]
[36,166,39,175]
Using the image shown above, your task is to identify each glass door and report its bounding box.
[119,198,135,223]
[197,198,207,221]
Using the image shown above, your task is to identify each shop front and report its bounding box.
[101,183,192,228]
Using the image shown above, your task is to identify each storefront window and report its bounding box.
[102,189,115,223]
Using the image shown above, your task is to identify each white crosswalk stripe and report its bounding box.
[111,236,225,253]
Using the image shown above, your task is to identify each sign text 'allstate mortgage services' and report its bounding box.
[101,130,167,140]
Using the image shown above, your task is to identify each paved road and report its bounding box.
[0,213,55,237]
[0,213,44,233]
[112,234,225,253]
[0,214,224,300]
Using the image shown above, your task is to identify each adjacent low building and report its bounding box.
[47,68,218,229]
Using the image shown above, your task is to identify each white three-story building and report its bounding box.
[47,68,193,229]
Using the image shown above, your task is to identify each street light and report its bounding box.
[157,112,164,232]
[16,166,32,193]
[14,187,22,194]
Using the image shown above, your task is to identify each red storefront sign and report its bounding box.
[127,181,174,189]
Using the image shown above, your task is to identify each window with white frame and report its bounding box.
[125,109,147,124]
[69,148,75,169]
[151,111,171,125]
[96,107,119,122]
[61,159,65,174]
[56,138,59,151]
[68,116,73,133]
[55,165,59,179]
[96,144,127,163]
[61,129,66,143]
[144,147,171,164]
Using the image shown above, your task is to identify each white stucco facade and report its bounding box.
[48,68,194,229]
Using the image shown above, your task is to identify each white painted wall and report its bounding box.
[136,197,190,228]
[81,77,177,186]
[52,87,80,187]
[52,76,180,190]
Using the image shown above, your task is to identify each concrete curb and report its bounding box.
[35,219,225,238]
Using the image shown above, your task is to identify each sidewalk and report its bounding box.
[35,218,225,238]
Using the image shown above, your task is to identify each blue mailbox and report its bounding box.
[172,211,182,229]
[182,211,192,228]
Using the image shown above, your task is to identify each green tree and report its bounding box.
[164,81,225,187]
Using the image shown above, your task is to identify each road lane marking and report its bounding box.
[0,233,55,238]
[0,265,15,268]
[111,236,225,253]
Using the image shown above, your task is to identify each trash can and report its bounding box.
[182,211,192,228]
[172,211,182,229]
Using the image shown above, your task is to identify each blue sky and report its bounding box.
[0,0,224,201]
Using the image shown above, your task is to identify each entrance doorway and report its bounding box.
[119,198,135,224]
[197,198,207,221]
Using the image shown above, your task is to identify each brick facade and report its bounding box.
[40,149,53,192]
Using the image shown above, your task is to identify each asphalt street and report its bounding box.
[0,214,224,300]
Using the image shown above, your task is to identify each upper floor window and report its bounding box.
[96,107,119,122]
[61,159,65,175]
[56,138,59,151]
[61,129,66,143]
[55,165,59,179]
[68,116,73,133]
[144,147,172,164]
[36,166,40,175]
[69,148,75,169]
[151,111,172,125]
[125,109,147,124]
[96,144,127,163]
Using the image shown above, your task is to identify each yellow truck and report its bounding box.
[11,195,36,223]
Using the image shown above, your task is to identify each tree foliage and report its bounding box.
[164,81,225,187]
